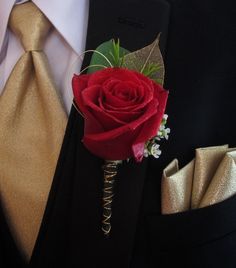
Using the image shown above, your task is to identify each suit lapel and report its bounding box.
[82,0,170,68]
[31,1,171,267]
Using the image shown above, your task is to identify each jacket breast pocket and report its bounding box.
[145,194,236,268]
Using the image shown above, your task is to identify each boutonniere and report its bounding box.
[72,34,170,236]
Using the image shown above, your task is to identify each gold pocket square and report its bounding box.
[162,145,236,214]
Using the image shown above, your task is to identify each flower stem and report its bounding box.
[102,160,121,236]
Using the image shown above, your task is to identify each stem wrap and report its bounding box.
[102,160,121,236]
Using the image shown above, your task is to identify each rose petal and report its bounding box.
[82,85,126,129]
[133,71,154,88]
[103,80,141,106]
[88,67,142,87]
[84,98,158,140]
[102,80,154,112]
[83,126,142,160]
[98,104,142,123]
[102,80,137,108]
[72,74,90,114]
[132,87,169,161]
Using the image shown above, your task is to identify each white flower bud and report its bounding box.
[163,114,168,120]
[150,143,162,158]
[164,128,171,140]
[144,148,149,158]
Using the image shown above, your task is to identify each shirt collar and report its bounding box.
[0,0,89,56]
[0,0,15,54]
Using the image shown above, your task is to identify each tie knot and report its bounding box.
[9,2,51,51]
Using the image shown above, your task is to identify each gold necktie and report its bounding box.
[0,3,67,260]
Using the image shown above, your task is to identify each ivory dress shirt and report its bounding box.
[0,0,89,114]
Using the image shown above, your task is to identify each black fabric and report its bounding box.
[1,0,236,267]
[145,194,236,267]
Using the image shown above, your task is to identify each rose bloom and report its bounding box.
[72,67,168,162]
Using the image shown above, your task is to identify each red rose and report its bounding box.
[72,67,168,162]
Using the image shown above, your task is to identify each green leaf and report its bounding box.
[123,33,165,85]
[87,40,130,74]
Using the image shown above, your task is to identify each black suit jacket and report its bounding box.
[1,0,236,267]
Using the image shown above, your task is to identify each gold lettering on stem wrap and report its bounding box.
[102,160,121,236]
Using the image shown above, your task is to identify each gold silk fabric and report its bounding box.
[0,3,67,260]
[162,159,194,214]
[162,145,236,214]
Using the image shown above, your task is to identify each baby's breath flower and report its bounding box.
[163,127,170,140]
[143,148,149,158]
[144,114,170,159]
[150,143,162,158]
[163,114,168,120]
